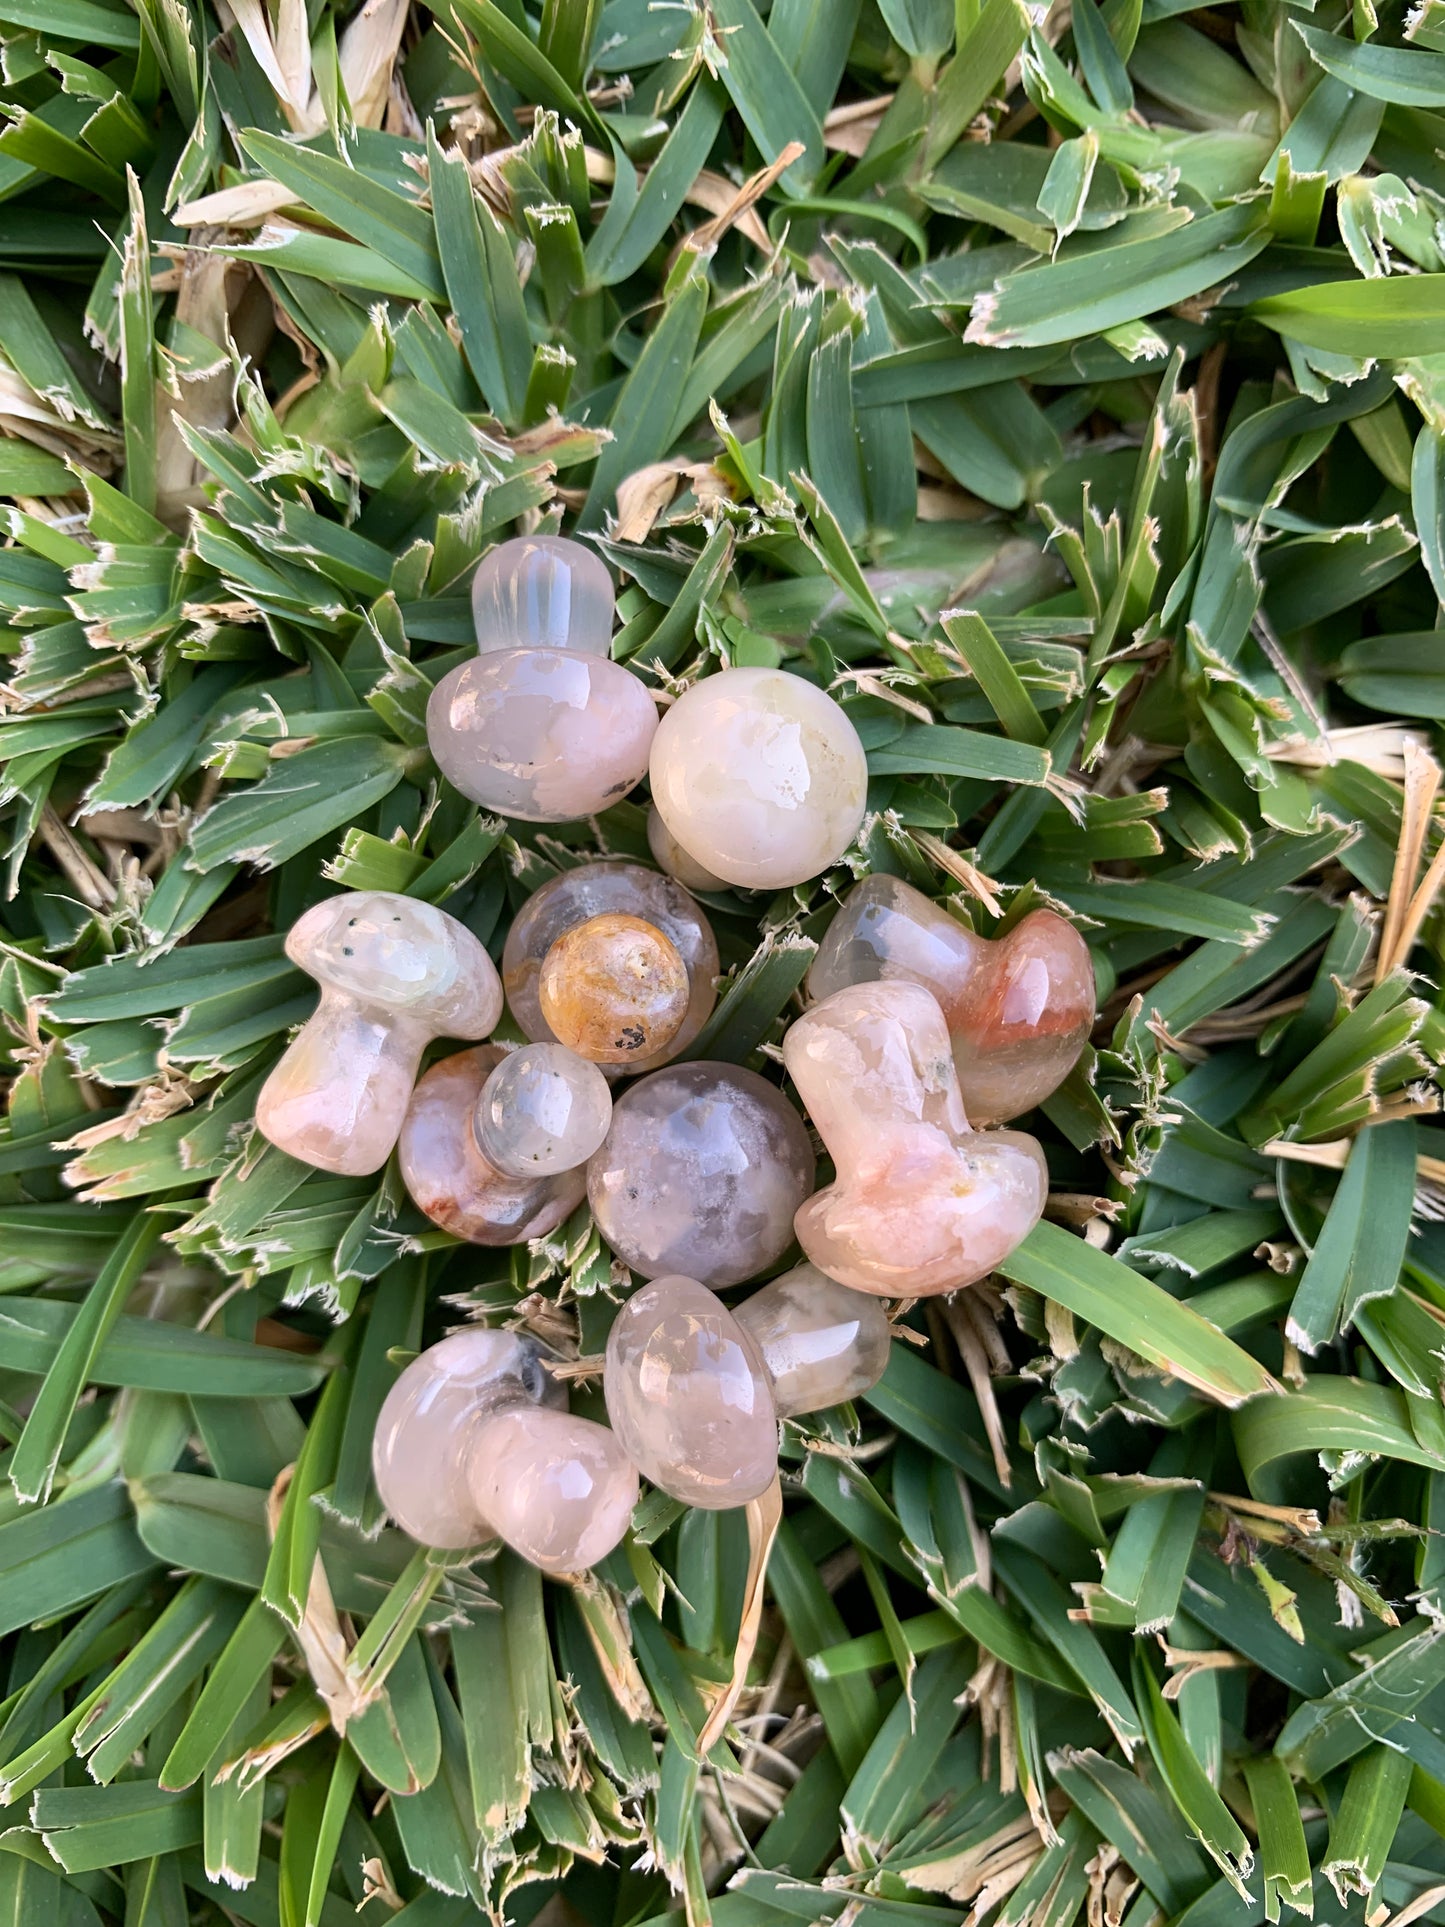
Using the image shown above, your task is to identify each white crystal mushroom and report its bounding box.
[256,891,501,1177]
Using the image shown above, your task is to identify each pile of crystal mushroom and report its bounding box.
[253,533,1096,1579]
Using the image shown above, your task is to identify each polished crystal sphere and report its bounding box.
[467,1407,638,1572]
[399,1045,586,1244]
[372,1327,563,1548]
[427,649,657,823]
[587,1062,815,1288]
[783,979,1048,1296]
[604,1276,778,1508]
[735,1263,892,1417]
[807,877,1094,1123]
[503,862,718,1074]
[648,667,869,890]
[474,1043,612,1177]
[472,534,613,657]
[256,891,501,1177]
[538,913,690,1065]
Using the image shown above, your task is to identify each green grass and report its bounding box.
[3,0,1445,1922]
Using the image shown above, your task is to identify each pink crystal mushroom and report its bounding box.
[426,534,657,822]
[604,1276,779,1508]
[807,877,1094,1124]
[503,861,719,1075]
[587,1062,816,1289]
[399,1045,587,1243]
[373,1327,637,1570]
[782,978,1048,1297]
[255,891,502,1177]
[372,1327,564,1548]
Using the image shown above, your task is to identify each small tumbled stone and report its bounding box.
[649,667,869,890]
[604,1276,778,1508]
[427,648,657,823]
[646,804,728,894]
[474,1043,612,1177]
[467,1407,638,1572]
[807,877,1094,1123]
[503,862,719,1073]
[783,979,1048,1297]
[588,1062,815,1288]
[256,891,501,1177]
[537,912,690,1065]
[399,1045,586,1244]
[372,1327,563,1548]
[472,534,613,658]
[735,1263,892,1417]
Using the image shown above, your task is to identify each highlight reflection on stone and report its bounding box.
[427,648,657,823]
[399,1045,586,1243]
[646,804,728,894]
[736,1264,892,1416]
[604,1276,778,1508]
[539,913,689,1064]
[472,534,613,658]
[474,1043,612,1177]
[256,891,502,1177]
[649,667,868,889]
[504,862,718,1074]
[372,1327,563,1548]
[467,1407,638,1572]
[588,1062,815,1288]
[783,979,1048,1297]
[807,877,1094,1123]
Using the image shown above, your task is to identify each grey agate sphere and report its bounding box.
[587,1062,816,1289]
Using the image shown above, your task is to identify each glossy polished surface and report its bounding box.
[372,1327,563,1548]
[427,648,657,823]
[400,1045,586,1243]
[646,804,728,894]
[471,534,613,657]
[538,913,690,1065]
[503,862,718,1073]
[736,1264,892,1416]
[256,891,501,1176]
[649,668,868,889]
[467,1407,638,1572]
[475,1043,612,1177]
[604,1276,778,1508]
[807,877,1094,1123]
[783,980,1048,1296]
[588,1062,815,1288]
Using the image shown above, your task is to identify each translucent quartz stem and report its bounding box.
[604,1275,778,1508]
[784,980,1048,1297]
[735,1264,892,1416]
[471,534,613,657]
[466,1407,638,1572]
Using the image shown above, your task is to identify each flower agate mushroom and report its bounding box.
[807,877,1094,1123]
[399,1045,586,1243]
[587,1062,816,1288]
[503,862,718,1073]
[256,891,502,1177]
[604,1276,778,1507]
[735,1264,892,1416]
[374,1327,637,1570]
[372,1327,564,1547]
[474,1043,612,1177]
[426,535,657,821]
[783,979,1048,1297]
[538,913,690,1065]
[649,668,869,889]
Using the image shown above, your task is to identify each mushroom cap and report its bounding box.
[285,890,502,1036]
